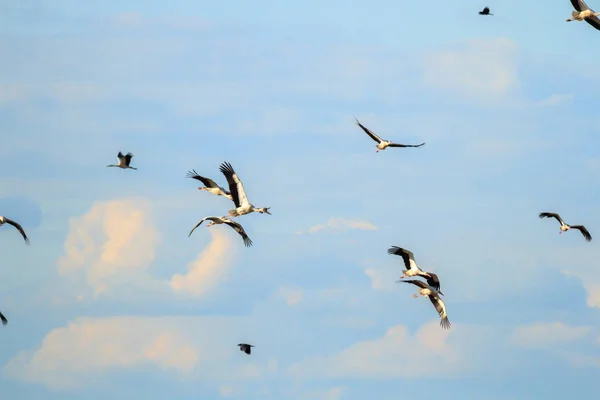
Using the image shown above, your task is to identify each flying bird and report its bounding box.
[539,212,592,242]
[479,7,493,15]
[186,169,233,200]
[238,343,254,355]
[219,161,271,217]
[0,311,7,326]
[388,246,441,291]
[355,119,425,153]
[0,216,29,244]
[401,280,451,329]
[567,0,600,30]
[189,216,253,247]
[106,152,137,170]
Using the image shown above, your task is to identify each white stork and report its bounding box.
[539,212,592,242]
[479,6,493,15]
[355,119,425,153]
[567,0,600,30]
[219,161,271,217]
[401,280,451,330]
[189,216,253,247]
[238,343,254,355]
[0,216,29,244]
[106,152,137,170]
[0,310,7,326]
[388,246,441,292]
[186,169,233,200]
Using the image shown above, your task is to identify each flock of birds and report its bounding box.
[0,3,597,354]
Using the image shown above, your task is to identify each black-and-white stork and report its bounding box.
[479,7,493,15]
[567,0,600,30]
[219,161,271,217]
[0,216,29,244]
[0,311,7,326]
[539,212,592,242]
[355,119,425,153]
[401,280,451,330]
[388,246,441,291]
[186,169,233,201]
[189,216,253,247]
[238,343,254,355]
[106,152,137,170]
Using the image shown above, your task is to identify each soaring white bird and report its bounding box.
[388,246,441,291]
[0,310,6,326]
[539,212,592,242]
[189,216,253,247]
[238,343,254,355]
[219,161,271,217]
[401,280,451,330]
[186,169,233,200]
[567,0,600,30]
[0,216,29,244]
[355,119,425,153]
[106,152,137,170]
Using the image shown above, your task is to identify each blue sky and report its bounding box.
[2,0,600,398]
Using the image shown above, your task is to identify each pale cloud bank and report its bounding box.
[510,322,591,349]
[296,217,377,234]
[4,317,200,389]
[287,322,462,379]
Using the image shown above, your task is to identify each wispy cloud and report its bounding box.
[296,217,377,235]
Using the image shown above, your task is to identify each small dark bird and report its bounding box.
[106,151,137,170]
[0,216,29,244]
[0,311,7,326]
[479,7,493,15]
[539,212,592,242]
[238,343,254,355]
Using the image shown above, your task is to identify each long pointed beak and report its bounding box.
[265,210,271,215]
[438,291,445,296]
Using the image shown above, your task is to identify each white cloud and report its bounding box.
[170,228,237,297]
[57,198,161,296]
[511,322,591,349]
[4,317,200,389]
[288,322,469,379]
[534,93,574,107]
[296,217,377,234]
[363,268,395,291]
[307,386,345,400]
[421,38,519,102]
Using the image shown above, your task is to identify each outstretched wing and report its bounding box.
[219,161,248,208]
[429,295,451,330]
[124,153,134,166]
[186,170,220,188]
[584,14,600,30]
[0,311,7,325]
[570,225,592,242]
[4,218,29,244]
[539,212,565,225]
[188,217,219,237]
[355,119,383,144]
[388,142,426,148]
[387,246,418,271]
[401,279,429,289]
[571,0,590,12]
[224,220,253,247]
[421,272,441,291]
